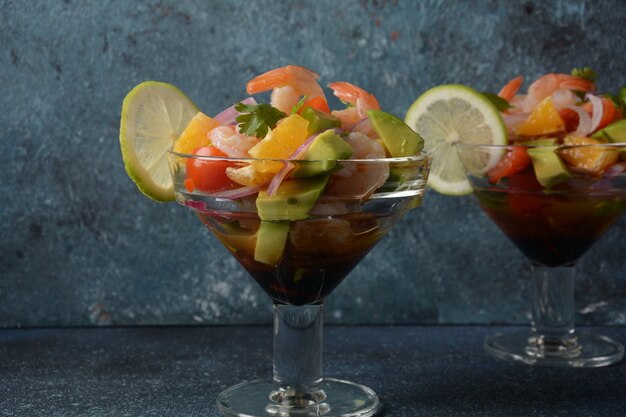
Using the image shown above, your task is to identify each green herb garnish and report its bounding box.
[291,96,307,114]
[235,102,287,138]
[571,67,597,82]
[571,67,598,101]
[482,92,513,112]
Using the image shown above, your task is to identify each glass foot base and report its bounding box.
[217,378,379,417]
[485,330,624,368]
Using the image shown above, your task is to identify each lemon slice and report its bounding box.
[405,84,507,195]
[120,81,199,201]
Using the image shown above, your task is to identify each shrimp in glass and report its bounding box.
[497,75,524,101]
[502,73,596,114]
[209,126,259,158]
[328,82,381,131]
[326,132,389,199]
[246,65,327,114]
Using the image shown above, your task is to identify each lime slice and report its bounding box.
[120,81,198,201]
[404,84,507,195]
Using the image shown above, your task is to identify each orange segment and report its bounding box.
[517,97,565,137]
[248,114,309,172]
[560,136,618,175]
[226,164,274,187]
[172,112,220,154]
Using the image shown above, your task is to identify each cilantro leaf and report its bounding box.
[235,102,287,138]
[571,67,597,81]
[482,92,513,112]
[291,96,307,114]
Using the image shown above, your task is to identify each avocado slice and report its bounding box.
[254,221,290,266]
[291,130,353,178]
[367,110,424,157]
[592,119,626,143]
[527,145,572,188]
[300,107,341,135]
[256,176,330,221]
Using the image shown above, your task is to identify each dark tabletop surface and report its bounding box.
[1,326,625,417]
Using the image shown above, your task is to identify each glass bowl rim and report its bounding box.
[457,142,626,151]
[168,148,431,164]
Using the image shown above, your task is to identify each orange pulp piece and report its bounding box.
[172,112,220,154]
[560,135,618,175]
[517,96,565,137]
[248,114,309,172]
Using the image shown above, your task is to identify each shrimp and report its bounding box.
[520,73,595,113]
[497,75,523,101]
[289,218,353,253]
[246,65,327,114]
[326,132,389,199]
[550,88,577,110]
[209,126,259,158]
[328,81,381,131]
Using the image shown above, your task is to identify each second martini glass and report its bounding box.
[458,142,626,367]
[168,152,430,416]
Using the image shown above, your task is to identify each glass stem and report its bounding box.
[273,303,324,393]
[529,264,579,355]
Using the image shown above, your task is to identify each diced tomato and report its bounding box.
[578,98,622,134]
[507,169,544,191]
[507,192,545,218]
[559,108,586,133]
[487,146,532,184]
[595,98,616,131]
[186,146,234,192]
[614,106,624,122]
[504,167,547,217]
[298,96,331,114]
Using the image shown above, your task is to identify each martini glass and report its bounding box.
[458,142,626,367]
[168,151,430,416]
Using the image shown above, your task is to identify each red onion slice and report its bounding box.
[351,117,375,136]
[266,162,295,196]
[209,185,261,200]
[587,94,604,133]
[566,105,592,137]
[185,200,207,211]
[292,132,322,158]
[265,134,321,196]
[291,129,343,159]
[214,97,257,125]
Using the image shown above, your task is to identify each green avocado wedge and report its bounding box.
[256,176,330,221]
[368,110,424,157]
[291,130,353,178]
[254,221,290,266]
[300,107,342,136]
[592,119,626,143]
[527,145,572,188]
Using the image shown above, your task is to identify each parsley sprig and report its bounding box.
[481,92,513,112]
[570,67,598,101]
[235,102,287,138]
[571,67,597,82]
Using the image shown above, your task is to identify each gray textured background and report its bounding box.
[1,0,625,327]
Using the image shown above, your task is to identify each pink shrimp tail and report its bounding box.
[498,76,524,101]
[560,76,596,93]
[246,65,320,94]
[328,81,380,110]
